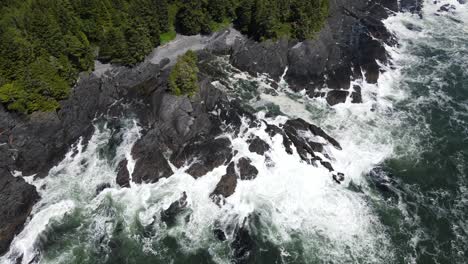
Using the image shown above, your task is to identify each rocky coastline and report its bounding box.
[0,0,423,258]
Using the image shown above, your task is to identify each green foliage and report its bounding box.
[169,51,199,97]
[0,0,329,113]
[233,0,329,41]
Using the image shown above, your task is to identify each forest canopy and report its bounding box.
[0,0,329,113]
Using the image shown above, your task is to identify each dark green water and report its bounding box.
[370,5,468,263]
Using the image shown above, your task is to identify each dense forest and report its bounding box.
[0,0,329,113]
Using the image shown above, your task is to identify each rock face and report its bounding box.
[0,168,39,255]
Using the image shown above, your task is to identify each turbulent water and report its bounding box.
[2,0,467,263]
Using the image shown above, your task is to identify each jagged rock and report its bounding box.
[0,168,39,255]
[285,119,341,150]
[237,157,258,180]
[265,124,293,155]
[161,192,188,227]
[210,162,237,204]
[116,159,130,187]
[171,137,233,178]
[248,137,270,155]
[326,90,349,106]
[132,148,173,184]
[321,161,334,172]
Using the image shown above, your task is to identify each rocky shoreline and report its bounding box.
[0,0,423,258]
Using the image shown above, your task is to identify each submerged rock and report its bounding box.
[96,183,111,195]
[161,192,189,227]
[231,225,256,263]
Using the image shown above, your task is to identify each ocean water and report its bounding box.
[1,0,467,263]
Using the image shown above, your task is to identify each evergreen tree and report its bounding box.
[207,0,226,23]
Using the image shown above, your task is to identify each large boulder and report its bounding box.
[171,137,233,178]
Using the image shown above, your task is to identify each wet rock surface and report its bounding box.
[0,168,39,255]
[227,0,419,102]
[326,90,349,106]
[237,157,258,180]
[171,137,233,178]
[161,192,189,227]
[248,136,270,155]
[210,162,237,204]
[115,159,130,187]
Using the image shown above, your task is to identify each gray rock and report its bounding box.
[0,168,39,255]
[237,157,258,180]
[326,90,349,106]
[248,137,270,155]
[210,162,237,204]
[131,135,173,184]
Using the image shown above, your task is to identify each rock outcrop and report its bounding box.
[226,0,418,105]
